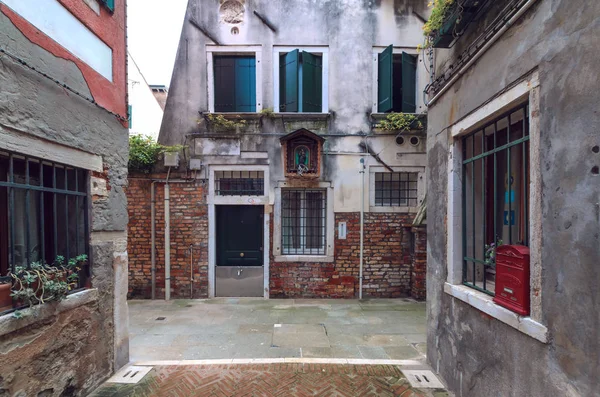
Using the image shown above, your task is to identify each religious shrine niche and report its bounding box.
[280,129,325,179]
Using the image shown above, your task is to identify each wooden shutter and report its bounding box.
[401,52,417,113]
[234,57,256,112]
[103,0,115,12]
[377,45,393,113]
[280,50,299,112]
[301,51,323,113]
[214,57,236,112]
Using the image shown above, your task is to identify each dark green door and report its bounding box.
[216,205,263,266]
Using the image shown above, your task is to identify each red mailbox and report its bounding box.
[493,245,530,316]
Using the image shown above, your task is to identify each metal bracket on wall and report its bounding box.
[253,11,277,33]
[189,18,221,45]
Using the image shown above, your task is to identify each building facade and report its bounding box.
[0,0,129,394]
[127,0,430,300]
[128,54,165,140]
[425,0,599,395]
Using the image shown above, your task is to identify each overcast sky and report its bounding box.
[127,0,188,87]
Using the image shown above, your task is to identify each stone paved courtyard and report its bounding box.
[91,363,449,397]
[128,298,427,362]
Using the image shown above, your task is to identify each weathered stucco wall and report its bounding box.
[426,0,600,395]
[0,5,129,395]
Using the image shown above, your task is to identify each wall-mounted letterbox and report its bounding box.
[493,245,530,316]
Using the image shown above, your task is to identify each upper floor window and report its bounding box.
[214,56,256,112]
[462,103,530,295]
[99,0,114,12]
[376,45,417,113]
[274,47,328,113]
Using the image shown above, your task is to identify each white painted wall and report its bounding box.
[128,54,164,140]
[2,0,113,81]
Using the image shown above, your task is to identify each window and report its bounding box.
[279,50,323,112]
[462,103,530,295]
[377,45,416,113]
[214,56,256,112]
[374,172,418,206]
[0,151,89,285]
[100,0,114,12]
[281,189,326,255]
[215,171,264,196]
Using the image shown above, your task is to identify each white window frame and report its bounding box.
[206,45,263,113]
[369,166,425,213]
[445,71,548,343]
[273,181,334,262]
[273,46,329,114]
[371,46,424,114]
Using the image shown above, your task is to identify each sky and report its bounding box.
[127,0,188,87]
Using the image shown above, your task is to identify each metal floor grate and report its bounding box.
[402,370,445,389]
[107,365,153,384]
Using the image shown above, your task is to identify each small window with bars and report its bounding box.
[215,171,264,196]
[281,189,326,255]
[0,151,90,286]
[462,103,530,296]
[374,172,418,206]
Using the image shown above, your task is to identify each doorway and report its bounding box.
[215,205,264,297]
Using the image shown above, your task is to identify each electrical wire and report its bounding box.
[0,47,128,122]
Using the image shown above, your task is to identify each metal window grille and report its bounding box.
[281,189,326,255]
[0,150,90,287]
[374,172,418,206]
[215,171,264,196]
[462,103,530,296]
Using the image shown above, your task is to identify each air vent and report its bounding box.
[107,366,153,384]
[402,370,445,389]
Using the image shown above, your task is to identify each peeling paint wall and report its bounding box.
[426,0,600,395]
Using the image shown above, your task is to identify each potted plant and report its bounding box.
[484,239,503,267]
[0,278,12,313]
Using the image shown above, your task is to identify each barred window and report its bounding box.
[215,171,264,196]
[0,151,89,285]
[462,103,530,295]
[374,172,418,206]
[281,189,326,255]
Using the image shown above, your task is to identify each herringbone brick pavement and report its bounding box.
[91,364,448,397]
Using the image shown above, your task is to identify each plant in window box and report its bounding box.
[376,113,423,132]
[9,255,86,318]
[204,114,247,132]
[484,239,503,268]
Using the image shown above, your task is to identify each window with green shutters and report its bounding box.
[279,50,323,113]
[377,45,417,113]
[214,56,257,112]
[100,0,115,12]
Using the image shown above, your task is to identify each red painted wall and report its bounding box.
[0,0,127,120]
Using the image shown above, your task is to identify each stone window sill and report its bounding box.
[369,206,419,213]
[0,289,98,337]
[274,255,334,263]
[444,282,548,343]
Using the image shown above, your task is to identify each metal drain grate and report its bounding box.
[156,317,166,321]
[402,370,445,389]
[107,366,153,384]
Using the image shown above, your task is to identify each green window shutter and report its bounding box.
[301,51,323,113]
[214,57,236,112]
[377,45,393,113]
[128,105,132,129]
[102,0,115,12]
[234,57,256,112]
[280,50,299,112]
[401,52,417,113]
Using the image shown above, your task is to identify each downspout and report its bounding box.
[151,181,157,300]
[359,157,366,300]
[164,167,172,301]
[427,0,539,107]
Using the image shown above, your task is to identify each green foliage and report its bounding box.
[259,108,276,118]
[205,114,247,130]
[376,113,423,131]
[423,0,455,36]
[10,255,87,318]
[129,135,164,174]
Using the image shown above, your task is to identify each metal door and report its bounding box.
[215,205,264,297]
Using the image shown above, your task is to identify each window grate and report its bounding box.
[374,172,418,207]
[0,150,90,286]
[281,189,326,255]
[215,171,264,196]
[461,103,530,296]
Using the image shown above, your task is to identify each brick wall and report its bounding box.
[410,225,427,300]
[270,212,421,299]
[127,174,208,299]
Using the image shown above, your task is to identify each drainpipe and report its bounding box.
[151,181,157,299]
[164,169,171,301]
[427,0,539,106]
[359,157,365,300]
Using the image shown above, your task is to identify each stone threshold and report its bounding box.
[133,358,427,367]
